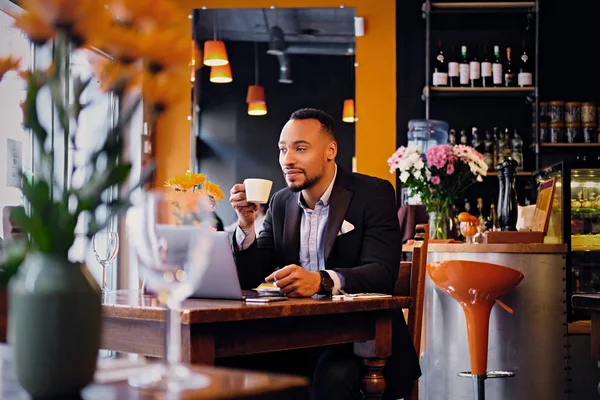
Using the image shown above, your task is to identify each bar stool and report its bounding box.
[427,260,524,400]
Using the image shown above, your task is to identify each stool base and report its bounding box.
[457,371,515,400]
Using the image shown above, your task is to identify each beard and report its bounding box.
[286,169,324,193]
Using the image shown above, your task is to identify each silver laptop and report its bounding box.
[190,231,284,300]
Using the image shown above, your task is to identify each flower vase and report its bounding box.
[8,252,101,398]
[428,210,450,240]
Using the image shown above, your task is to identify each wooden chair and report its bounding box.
[395,223,430,400]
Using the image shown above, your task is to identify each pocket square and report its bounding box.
[337,220,355,236]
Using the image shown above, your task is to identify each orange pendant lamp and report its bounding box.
[248,102,267,116]
[203,11,229,67]
[342,54,356,123]
[247,42,267,116]
[342,99,355,123]
[210,63,232,83]
[203,40,228,66]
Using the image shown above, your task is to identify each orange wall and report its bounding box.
[161,0,396,187]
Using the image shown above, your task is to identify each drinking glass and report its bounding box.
[92,232,119,292]
[126,190,215,392]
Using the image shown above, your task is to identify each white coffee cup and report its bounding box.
[244,178,273,204]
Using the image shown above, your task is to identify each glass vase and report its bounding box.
[429,210,450,240]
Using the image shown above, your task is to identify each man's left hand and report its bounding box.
[265,265,321,297]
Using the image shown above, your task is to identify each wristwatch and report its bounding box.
[318,270,335,295]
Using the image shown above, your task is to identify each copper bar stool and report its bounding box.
[427,260,524,400]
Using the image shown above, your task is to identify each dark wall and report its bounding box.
[197,42,355,225]
[395,0,598,212]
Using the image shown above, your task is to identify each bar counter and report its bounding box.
[419,242,569,400]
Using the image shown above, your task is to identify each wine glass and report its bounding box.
[92,232,119,292]
[126,190,215,392]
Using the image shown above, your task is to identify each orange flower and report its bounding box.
[13,11,55,45]
[91,26,149,64]
[21,0,97,29]
[164,171,206,191]
[0,56,21,81]
[89,56,141,93]
[143,31,199,71]
[204,181,224,203]
[108,0,186,31]
[142,67,187,112]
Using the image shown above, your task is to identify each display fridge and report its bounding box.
[533,160,600,321]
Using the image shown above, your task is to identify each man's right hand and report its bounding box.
[229,184,258,229]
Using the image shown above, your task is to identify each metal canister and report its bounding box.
[534,123,549,142]
[548,101,564,123]
[533,102,549,124]
[565,102,581,124]
[565,122,581,143]
[583,122,597,143]
[549,122,563,143]
[582,102,596,123]
[534,122,549,142]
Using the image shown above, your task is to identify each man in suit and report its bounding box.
[229,108,420,399]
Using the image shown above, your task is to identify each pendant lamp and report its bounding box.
[342,54,356,123]
[203,10,229,67]
[247,42,266,116]
[342,99,355,123]
[210,63,232,83]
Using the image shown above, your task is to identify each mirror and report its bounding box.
[192,7,356,226]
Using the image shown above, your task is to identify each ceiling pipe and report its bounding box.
[277,53,292,83]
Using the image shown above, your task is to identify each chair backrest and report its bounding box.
[395,224,429,355]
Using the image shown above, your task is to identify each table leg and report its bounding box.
[360,357,387,399]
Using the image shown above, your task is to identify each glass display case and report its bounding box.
[533,161,600,321]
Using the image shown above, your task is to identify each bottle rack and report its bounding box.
[422,0,541,170]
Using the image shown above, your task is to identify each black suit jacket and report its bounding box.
[234,167,421,397]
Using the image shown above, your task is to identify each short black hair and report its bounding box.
[289,108,336,140]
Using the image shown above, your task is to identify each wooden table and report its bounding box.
[0,344,309,399]
[572,294,600,395]
[102,292,410,399]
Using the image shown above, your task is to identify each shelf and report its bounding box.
[568,320,591,334]
[539,143,600,148]
[486,171,532,177]
[572,245,600,252]
[425,1,537,14]
[424,86,536,99]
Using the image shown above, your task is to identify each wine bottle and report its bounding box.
[459,45,470,87]
[449,128,457,145]
[469,45,481,87]
[492,127,500,168]
[460,128,468,145]
[432,39,448,87]
[517,39,533,87]
[511,129,524,171]
[481,45,493,87]
[504,47,515,87]
[483,131,494,169]
[448,46,460,87]
[471,127,483,154]
[492,45,503,87]
[476,198,486,227]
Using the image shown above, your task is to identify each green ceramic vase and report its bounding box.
[8,252,101,398]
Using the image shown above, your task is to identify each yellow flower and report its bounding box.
[142,67,187,113]
[89,56,141,93]
[0,56,21,81]
[13,11,56,45]
[164,171,206,191]
[204,181,224,203]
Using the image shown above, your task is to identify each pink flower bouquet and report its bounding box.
[388,144,488,238]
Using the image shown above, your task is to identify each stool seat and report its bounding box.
[427,260,523,400]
